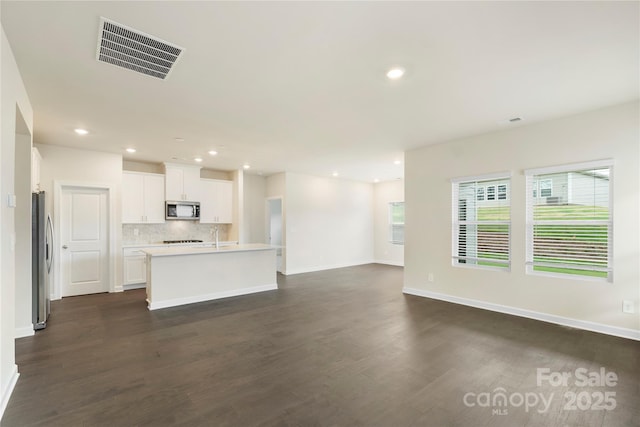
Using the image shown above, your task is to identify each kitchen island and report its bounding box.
[142,243,277,310]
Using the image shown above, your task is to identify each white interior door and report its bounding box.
[60,187,109,296]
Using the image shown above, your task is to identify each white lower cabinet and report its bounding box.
[123,249,147,289]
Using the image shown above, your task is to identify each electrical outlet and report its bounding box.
[428,273,434,282]
[622,300,635,314]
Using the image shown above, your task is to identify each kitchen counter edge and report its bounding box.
[141,243,276,257]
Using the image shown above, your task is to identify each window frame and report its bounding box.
[451,172,512,272]
[525,159,613,282]
[497,184,507,200]
[388,201,405,245]
[539,179,553,198]
[486,185,496,201]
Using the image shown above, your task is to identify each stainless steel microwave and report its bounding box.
[166,201,200,220]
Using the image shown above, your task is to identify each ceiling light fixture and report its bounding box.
[374,179,380,183]
[126,148,136,153]
[208,150,218,156]
[74,128,89,135]
[194,157,203,162]
[394,160,402,165]
[174,137,184,142]
[243,164,251,170]
[332,171,339,177]
[386,67,405,80]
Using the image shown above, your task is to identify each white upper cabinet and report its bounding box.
[164,163,201,201]
[32,147,42,192]
[200,179,233,224]
[142,174,166,222]
[122,172,165,223]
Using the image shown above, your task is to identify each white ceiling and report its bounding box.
[2,1,638,182]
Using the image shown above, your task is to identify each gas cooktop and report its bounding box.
[163,239,203,244]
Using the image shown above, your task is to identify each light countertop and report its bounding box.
[123,241,238,249]
[142,243,275,257]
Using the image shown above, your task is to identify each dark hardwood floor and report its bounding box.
[2,264,639,426]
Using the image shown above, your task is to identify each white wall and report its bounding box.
[1,24,34,419]
[404,102,640,337]
[242,174,266,244]
[284,172,374,275]
[36,145,123,298]
[374,180,404,266]
[122,160,232,180]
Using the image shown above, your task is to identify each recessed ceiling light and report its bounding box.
[374,179,380,183]
[332,171,339,177]
[126,148,136,153]
[74,128,89,135]
[194,157,203,162]
[386,67,405,80]
[208,150,218,156]
[394,160,402,165]
[243,164,251,170]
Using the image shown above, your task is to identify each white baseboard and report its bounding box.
[374,260,404,267]
[14,326,34,339]
[403,287,640,341]
[148,284,278,310]
[0,364,19,420]
[284,260,376,276]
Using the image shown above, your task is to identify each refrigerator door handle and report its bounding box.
[46,214,54,273]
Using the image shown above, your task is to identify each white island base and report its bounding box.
[143,244,277,310]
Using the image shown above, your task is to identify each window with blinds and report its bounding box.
[525,160,613,281]
[389,202,405,244]
[452,173,511,270]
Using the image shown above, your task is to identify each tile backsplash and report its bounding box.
[123,223,229,245]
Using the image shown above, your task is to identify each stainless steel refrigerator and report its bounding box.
[32,191,53,330]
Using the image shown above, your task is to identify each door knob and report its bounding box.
[62,245,68,249]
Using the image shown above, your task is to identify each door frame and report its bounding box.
[53,181,117,300]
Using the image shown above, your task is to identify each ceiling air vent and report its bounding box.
[96,17,184,80]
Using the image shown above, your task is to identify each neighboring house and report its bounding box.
[470,170,609,208]
[532,170,609,207]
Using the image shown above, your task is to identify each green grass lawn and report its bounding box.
[467,204,610,278]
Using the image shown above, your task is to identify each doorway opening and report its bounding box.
[15,106,34,336]
[266,197,283,273]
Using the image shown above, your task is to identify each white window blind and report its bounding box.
[389,202,405,245]
[452,174,510,270]
[525,160,612,281]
